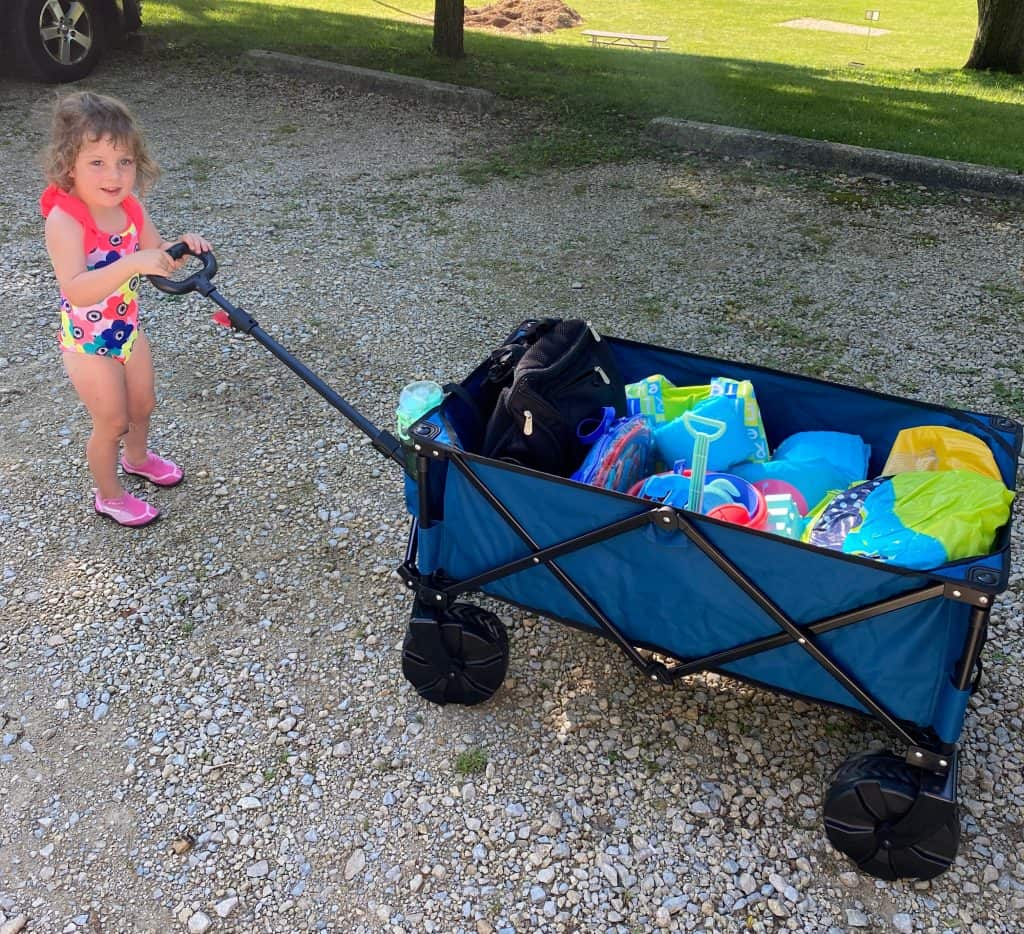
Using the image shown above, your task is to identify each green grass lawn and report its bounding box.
[143,0,1024,171]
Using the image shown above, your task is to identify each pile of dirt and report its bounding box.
[465,0,582,34]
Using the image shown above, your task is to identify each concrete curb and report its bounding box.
[245,49,498,115]
[647,117,1024,198]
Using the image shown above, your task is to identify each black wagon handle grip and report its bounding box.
[148,242,219,295]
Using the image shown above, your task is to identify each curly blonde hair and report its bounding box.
[43,91,160,194]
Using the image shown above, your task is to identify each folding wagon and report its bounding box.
[154,249,1022,881]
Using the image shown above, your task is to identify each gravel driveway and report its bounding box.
[1,51,1023,934]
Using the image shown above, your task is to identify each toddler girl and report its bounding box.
[41,91,211,527]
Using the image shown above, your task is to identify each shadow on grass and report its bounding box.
[145,1,1024,171]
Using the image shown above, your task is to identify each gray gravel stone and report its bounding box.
[847,908,871,927]
[893,913,914,934]
[344,849,366,880]
[213,897,239,919]
[186,912,212,934]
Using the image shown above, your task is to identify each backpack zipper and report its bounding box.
[562,365,612,391]
[523,410,534,436]
[587,322,602,342]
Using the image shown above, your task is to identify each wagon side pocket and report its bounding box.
[931,679,973,744]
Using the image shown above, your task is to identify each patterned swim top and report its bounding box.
[40,184,145,361]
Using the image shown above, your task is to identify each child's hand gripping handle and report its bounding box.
[147,242,219,296]
[682,411,726,514]
[146,244,240,329]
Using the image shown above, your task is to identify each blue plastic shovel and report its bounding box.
[683,411,727,513]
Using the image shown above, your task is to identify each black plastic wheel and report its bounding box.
[402,603,509,706]
[824,751,959,881]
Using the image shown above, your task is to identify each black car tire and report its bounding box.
[11,0,107,83]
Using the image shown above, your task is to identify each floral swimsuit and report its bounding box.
[40,184,145,365]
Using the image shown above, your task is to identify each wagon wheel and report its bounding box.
[823,751,959,881]
[402,603,509,706]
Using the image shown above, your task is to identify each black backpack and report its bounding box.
[478,318,626,476]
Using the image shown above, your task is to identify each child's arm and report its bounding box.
[45,208,177,307]
[138,203,212,258]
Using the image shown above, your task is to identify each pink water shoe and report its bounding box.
[121,450,184,487]
[94,491,160,528]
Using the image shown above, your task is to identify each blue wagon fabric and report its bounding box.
[406,336,1021,746]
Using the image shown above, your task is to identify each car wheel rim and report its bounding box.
[39,0,94,67]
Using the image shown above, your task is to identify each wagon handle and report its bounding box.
[149,247,405,468]
[148,242,219,296]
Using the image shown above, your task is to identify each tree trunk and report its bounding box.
[433,0,465,59]
[965,0,1024,73]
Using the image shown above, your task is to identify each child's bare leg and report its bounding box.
[122,331,156,465]
[63,352,129,500]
